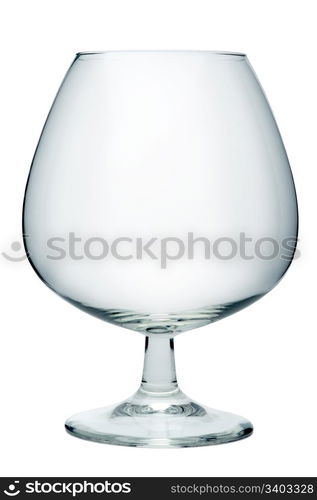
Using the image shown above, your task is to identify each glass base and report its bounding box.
[65,388,253,448]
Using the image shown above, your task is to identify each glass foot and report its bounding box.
[65,389,253,448]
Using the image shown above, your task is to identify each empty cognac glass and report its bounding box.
[23,51,298,447]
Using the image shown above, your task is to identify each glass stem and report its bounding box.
[140,336,179,395]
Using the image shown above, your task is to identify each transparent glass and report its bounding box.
[23,51,298,447]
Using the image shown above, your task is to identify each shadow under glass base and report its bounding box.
[65,389,253,448]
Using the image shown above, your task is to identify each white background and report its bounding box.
[0,0,316,477]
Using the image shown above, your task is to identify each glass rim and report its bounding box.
[76,50,246,58]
